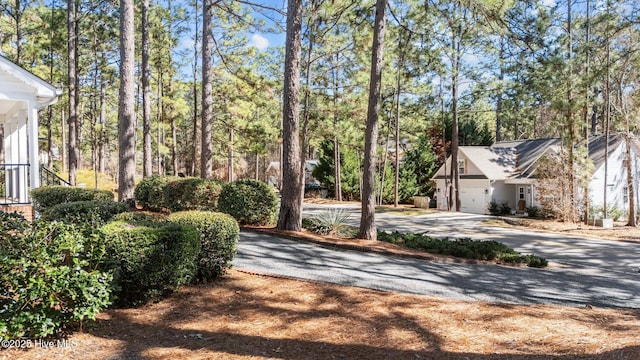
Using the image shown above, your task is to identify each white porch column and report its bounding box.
[17,109,29,202]
[28,101,40,190]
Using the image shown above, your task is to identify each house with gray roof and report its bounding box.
[432,134,640,216]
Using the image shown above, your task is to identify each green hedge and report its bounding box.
[218,179,278,225]
[111,211,168,224]
[0,211,30,242]
[134,176,178,212]
[100,219,200,306]
[168,211,239,280]
[40,200,129,224]
[163,177,223,212]
[31,186,114,212]
[0,221,112,339]
[377,231,548,267]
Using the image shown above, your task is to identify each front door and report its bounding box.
[517,186,527,213]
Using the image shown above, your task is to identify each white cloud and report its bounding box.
[177,38,195,52]
[541,0,556,8]
[249,34,270,50]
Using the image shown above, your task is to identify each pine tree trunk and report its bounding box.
[142,0,153,177]
[190,1,199,177]
[228,127,234,182]
[201,0,213,179]
[277,0,303,231]
[117,0,136,204]
[359,0,387,240]
[333,54,342,201]
[626,134,636,226]
[172,116,178,175]
[99,79,106,173]
[67,0,78,185]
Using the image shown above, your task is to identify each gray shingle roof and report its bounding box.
[436,134,636,181]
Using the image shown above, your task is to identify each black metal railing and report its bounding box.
[40,166,71,187]
[0,163,31,205]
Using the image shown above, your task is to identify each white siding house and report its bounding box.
[0,55,60,206]
[432,135,640,216]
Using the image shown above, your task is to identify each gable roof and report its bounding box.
[587,133,625,169]
[434,135,633,182]
[492,138,562,179]
[0,55,60,107]
[458,146,516,180]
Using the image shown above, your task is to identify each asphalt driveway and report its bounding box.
[304,203,640,274]
[232,203,640,308]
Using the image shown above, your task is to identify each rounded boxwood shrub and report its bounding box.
[100,219,199,306]
[163,177,223,212]
[111,211,168,224]
[31,186,114,212]
[134,175,177,212]
[40,200,129,224]
[218,179,278,225]
[0,221,112,339]
[168,211,239,280]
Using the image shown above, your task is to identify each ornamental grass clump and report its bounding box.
[302,208,353,236]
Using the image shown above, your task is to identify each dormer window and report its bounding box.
[458,160,466,175]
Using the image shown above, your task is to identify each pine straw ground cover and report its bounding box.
[1,268,639,360]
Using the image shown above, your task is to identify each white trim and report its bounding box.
[28,101,39,189]
[0,56,59,104]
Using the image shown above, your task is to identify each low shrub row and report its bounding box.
[102,211,239,305]
[40,200,129,224]
[168,211,239,280]
[31,186,114,212]
[0,207,240,338]
[101,217,200,306]
[377,230,548,267]
[134,177,278,226]
[134,176,221,212]
[217,179,278,225]
[133,175,178,212]
[164,178,223,212]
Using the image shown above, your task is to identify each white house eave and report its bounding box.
[0,56,59,105]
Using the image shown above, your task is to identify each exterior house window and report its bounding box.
[458,160,466,175]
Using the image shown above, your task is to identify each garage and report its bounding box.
[459,187,487,214]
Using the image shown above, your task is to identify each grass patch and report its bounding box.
[377,230,548,267]
[480,218,514,227]
[374,206,435,216]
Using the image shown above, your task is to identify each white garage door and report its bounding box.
[459,187,486,214]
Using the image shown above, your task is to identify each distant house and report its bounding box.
[0,55,60,209]
[265,160,320,189]
[432,134,640,215]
